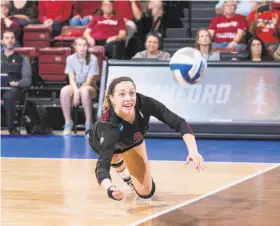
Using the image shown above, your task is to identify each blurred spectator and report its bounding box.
[38,0,72,37]
[132,31,170,60]
[114,0,142,46]
[248,1,280,52]
[1,1,21,52]
[61,37,99,135]
[84,0,126,59]
[140,0,163,33]
[9,0,39,26]
[69,1,100,26]
[147,0,163,31]
[9,0,39,46]
[216,0,261,16]
[208,0,247,51]
[247,36,274,61]
[1,30,32,135]
[195,28,220,61]
[273,44,280,61]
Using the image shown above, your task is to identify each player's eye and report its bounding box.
[119,93,125,97]
[129,91,136,96]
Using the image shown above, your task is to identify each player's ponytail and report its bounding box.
[102,89,111,112]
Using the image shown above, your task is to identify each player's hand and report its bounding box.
[108,186,124,201]
[186,152,205,172]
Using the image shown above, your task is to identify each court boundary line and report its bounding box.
[1,157,280,165]
[127,163,280,226]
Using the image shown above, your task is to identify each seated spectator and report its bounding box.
[1,30,32,135]
[38,0,72,37]
[1,1,21,52]
[132,31,170,60]
[69,1,100,27]
[60,37,99,136]
[84,0,127,59]
[247,36,274,61]
[248,1,280,52]
[216,0,260,16]
[9,0,39,46]
[114,0,142,46]
[273,44,280,61]
[208,0,247,51]
[195,28,220,61]
[9,0,39,26]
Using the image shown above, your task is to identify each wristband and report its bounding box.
[107,186,123,201]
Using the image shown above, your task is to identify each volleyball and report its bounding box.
[169,47,207,85]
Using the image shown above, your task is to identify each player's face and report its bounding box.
[251,39,262,56]
[2,32,15,50]
[74,38,88,56]
[197,30,211,45]
[146,36,159,54]
[111,81,136,115]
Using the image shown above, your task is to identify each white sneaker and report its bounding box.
[63,121,73,136]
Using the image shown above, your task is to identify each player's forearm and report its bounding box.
[183,134,199,155]
[100,178,113,190]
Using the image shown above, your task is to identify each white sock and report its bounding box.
[117,167,131,181]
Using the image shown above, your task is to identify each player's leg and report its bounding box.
[122,140,155,199]
[111,154,133,187]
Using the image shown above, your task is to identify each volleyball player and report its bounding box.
[86,77,205,201]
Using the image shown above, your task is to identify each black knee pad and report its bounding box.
[135,179,156,199]
[111,159,124,168]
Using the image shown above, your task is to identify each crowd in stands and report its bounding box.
[197,0,280,61]
[1,0,279,135]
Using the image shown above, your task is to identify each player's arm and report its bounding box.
[92,123,122,199]
[142,94,204,170]
[141,94,193,137]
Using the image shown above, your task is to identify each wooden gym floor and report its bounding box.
[1,134,280,226]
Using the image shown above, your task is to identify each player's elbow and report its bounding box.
[178,120,194,136]
[95,163,111,185]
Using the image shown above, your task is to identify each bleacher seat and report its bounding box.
[14,47,42,86]
[53,26,87,48]
[89,46,105,81]
[14,47,36,61]
[38,47,71,83]
[24,25,51,52]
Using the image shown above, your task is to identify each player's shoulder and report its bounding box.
[136,92,157,106]
[98,110,122,131]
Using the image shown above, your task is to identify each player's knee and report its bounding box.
[135,179,156,199]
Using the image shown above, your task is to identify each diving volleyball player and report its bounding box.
[86,76,205,201]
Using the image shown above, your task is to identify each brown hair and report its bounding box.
[102,77,136,112]
[195,28,212,52]
[72,37,91,65]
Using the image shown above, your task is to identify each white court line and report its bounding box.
[1,157,280,165]
[127,163,280,226]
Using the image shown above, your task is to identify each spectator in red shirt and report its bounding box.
[208,0,247,51]
[69,1,100,27]
[84,0,127,59]
[248,1,280,52]
[38,0,72,37]
[1,1,21,52]
[114,0,142,46]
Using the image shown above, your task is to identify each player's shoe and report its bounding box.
[124,177,134,189]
